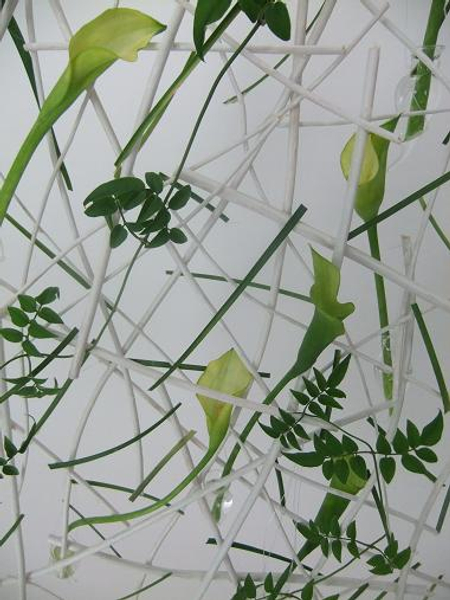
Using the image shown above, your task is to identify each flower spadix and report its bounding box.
[197,349,253,451]
[0,8,166,222]
[340,117,399,223]
[292,249,354,378]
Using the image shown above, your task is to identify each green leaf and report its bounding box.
[18,294,37,313]
[4,436,18,458]
[84,196,117,217]
[284,452,323,467]
[265,2,291,41]
[347,540,360,558]
[342,435,358,453]
[327,354,351,387]
[0,328,23,343]
[393,429,409,454]
[313,367,327,391]
[119,188,148,211]
[169,185,191,210]
[291,389,309,405]
[406,420,421,448]
[421,412,443,446]
[264,573,274,593]
[259,422,278,438]
[145,172,164,193]
[334,459,349,484]
[292,250,354,377]
[346,521,356,540]
[415,447,438,463]
[137,195,163,222]
[350,455,367,480]
[379,456,396,484]
[238,0,263,22]
[196,349,253,451]
[110,224,128,248]
[331,540,342,562]
[38,307,63,324]
[144,209,171,233]
[84,177,145,207]
[303,377,320,397]
[148,228,170,248]
[243,574,256,598]
[393,547,411,569]
[35,287,60,305]
[318,394,342,409]
[293,422,310,440]
[3,465,19,476]
[28,322,56,339]
[301,581,314,600]
[320,537,329,557]
[0,9,165,223]
[193,0,232,59]
[376,434,391,455]
[22,339,42,357]
[169,228,188,244]
[401,454,431,478]
[7,307,29,327]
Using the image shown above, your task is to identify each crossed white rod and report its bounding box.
[177,0,400,144]
[44,537,442,596]
[277,107,450,128]
[180,169,450,315]
[0,457,269,586]
[24,41,346,55]
[0,0,18,41]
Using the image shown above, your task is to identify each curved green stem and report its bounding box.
[68,446,216,531]
[367,225,392,400]
[212,366,297,520]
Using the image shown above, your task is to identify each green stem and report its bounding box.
[115,4,242,170]
[212,366,297,521]
[367,226,392,400]
[406,0,447,139]
[0,117,52,222]
[68,446,216,531]
[418,197,450,252]
[164,22,260,203]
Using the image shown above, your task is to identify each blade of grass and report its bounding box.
[115,572,172,600]
[412,302,450,412]
[132,357,270,378]
[0,327,78,405]
[0,514,24,547]
[165,269,311,303]
[3,3,72,190]
[49,403,181,470]
[5,214,91,289]
[348,170,450,239]
[70,478,185,514]
[129,430,195,501]
[150,203,307,391]
[419,196,450,251]
[206,537,292,564]
[436,484,450,532]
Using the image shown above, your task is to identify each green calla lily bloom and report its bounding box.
[340,117,399,223]
[0,8,166,222]
[291,248,354,378]
[197,348,253,451]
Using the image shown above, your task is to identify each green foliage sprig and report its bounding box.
[83,172,191,250]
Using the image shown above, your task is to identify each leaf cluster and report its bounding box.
[194,0,291,60]
[374,413,443,484]
[83,173,190,249]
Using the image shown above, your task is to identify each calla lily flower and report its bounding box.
[197,348,253,451]
[340,117,399,222]
[0,8,166,222]
[291,249,354,378]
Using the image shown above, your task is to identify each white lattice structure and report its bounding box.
[0,1,450,599]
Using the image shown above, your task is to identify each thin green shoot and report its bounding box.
[412,302,450,412]
[49,403,181,470]
[115,572,172,600]
[0,514,24,547]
